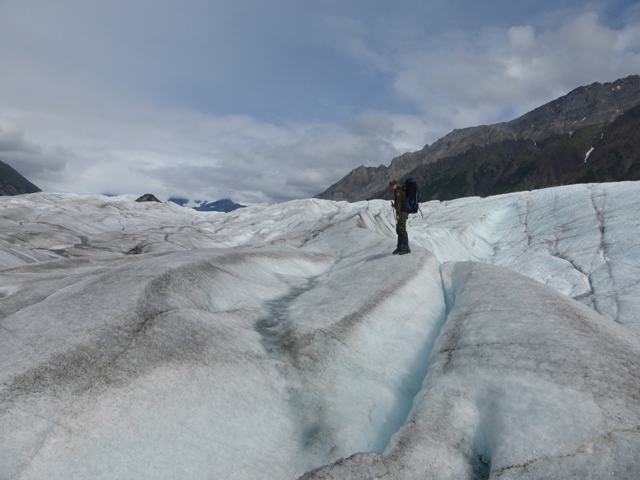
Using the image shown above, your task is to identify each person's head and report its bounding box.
[389,180,399,190]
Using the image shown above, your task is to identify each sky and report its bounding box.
[0,0,639,204]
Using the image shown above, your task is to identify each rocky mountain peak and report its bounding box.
[316,75,640,202]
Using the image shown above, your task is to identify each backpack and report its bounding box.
[402,178,422,214]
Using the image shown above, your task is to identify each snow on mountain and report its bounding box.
[167,197,245,212]
[1,184,639,479]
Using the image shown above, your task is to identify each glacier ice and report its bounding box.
[0,184,639,479]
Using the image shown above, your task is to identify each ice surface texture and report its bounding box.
[0,184,639,479]
[303,261,640,478]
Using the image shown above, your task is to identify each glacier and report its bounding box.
[0,182,639,479]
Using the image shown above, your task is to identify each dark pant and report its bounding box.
[396,212,408,236]
[396,212,409,249]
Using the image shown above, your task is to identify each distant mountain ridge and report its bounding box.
[0,161,41,196]
[316,75,640,202]
[168,197,245,212]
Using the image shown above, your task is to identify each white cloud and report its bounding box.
[616,21,640,54]
[0,121,41,154]
[393,12,640,129]
[508,25,536,51]
[2,105,426,203]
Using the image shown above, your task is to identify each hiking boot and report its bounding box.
[397,234,410,255]
[392,248,401,254]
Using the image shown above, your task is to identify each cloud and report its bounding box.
[2,106,427,204]
[392,12,640,130]
[0,120,66,184]
[0,121,41,154]
[508,25,536,50]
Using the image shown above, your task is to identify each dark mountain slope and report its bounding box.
[567,102,640,185]
[0,161,41,196]
[367,104,640,202]
[316,75,640,202]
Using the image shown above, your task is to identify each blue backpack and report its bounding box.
[403,178,422,214]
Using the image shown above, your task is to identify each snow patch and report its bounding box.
[584,147,594,162]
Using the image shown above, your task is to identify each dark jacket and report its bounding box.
[393,187,406,215]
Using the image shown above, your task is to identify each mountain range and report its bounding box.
[316,75,640,202]
[0,163,244,213]
[168,197,245,212]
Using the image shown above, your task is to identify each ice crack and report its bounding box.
[494,426,640,476]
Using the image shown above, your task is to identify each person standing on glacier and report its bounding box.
[390,180,410,255]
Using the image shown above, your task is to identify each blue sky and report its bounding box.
[1,0,639,203]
